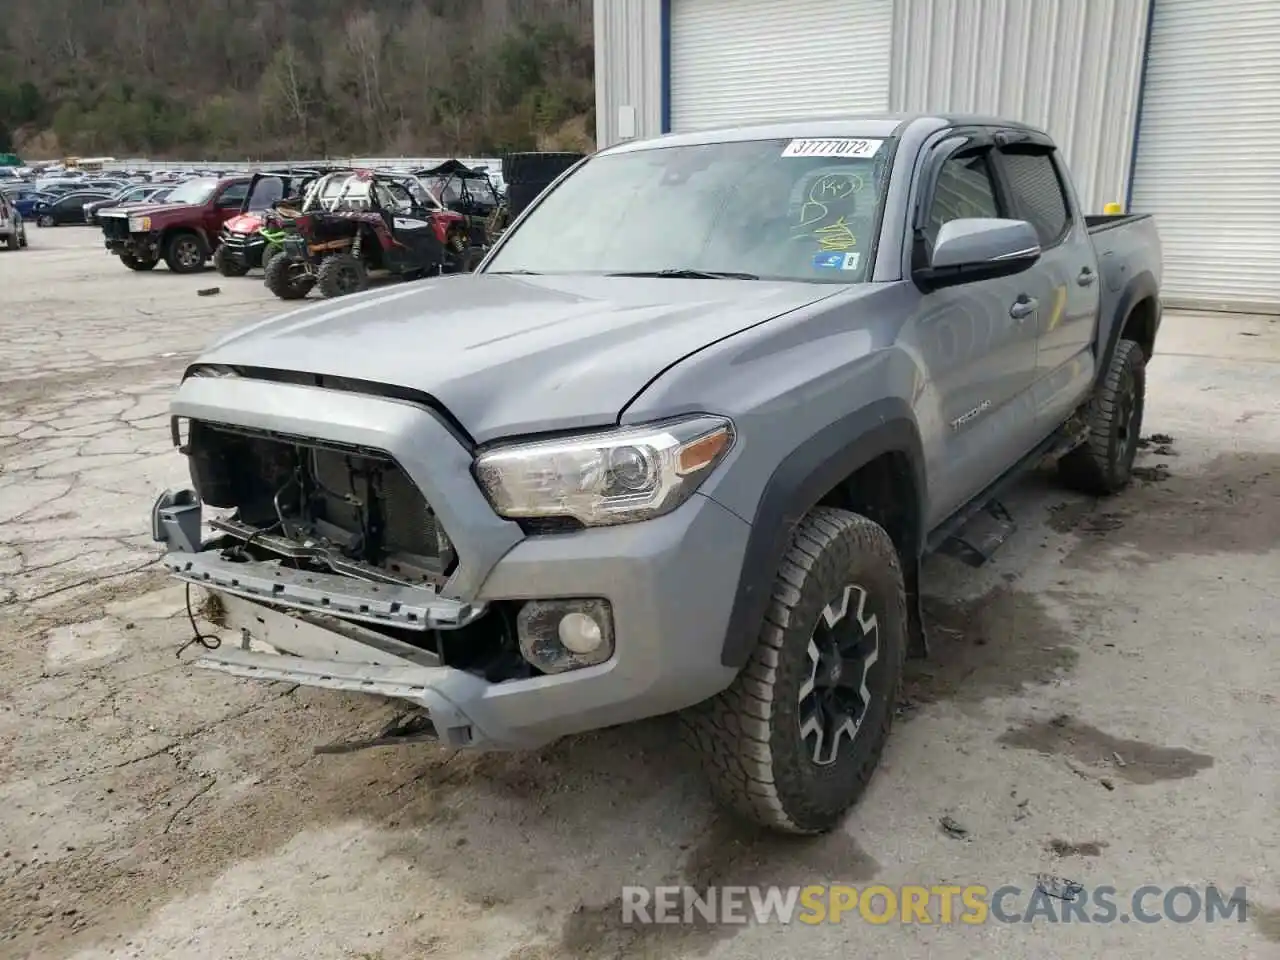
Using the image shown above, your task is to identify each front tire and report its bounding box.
[1058,338,1146,495]
[212,245,249,277]
[264,254,315,300]
[164,232,206,273]
[684,507,906,834]
[316,251,368,298]
[5,231,16,250]
[38,214,54,227]
[261,243,284,272]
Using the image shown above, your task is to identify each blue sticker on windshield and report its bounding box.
[812,251,861,271]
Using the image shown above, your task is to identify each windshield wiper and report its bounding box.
[487,269,542,275]
[607,268,760,280]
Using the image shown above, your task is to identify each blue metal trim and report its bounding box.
[660,0,672,133]
[1125,0,1158,211]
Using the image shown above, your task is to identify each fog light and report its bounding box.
[517,599,614,674]
[558,611,603,653]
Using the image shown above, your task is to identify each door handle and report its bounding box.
[1010,296,1038,320]
[1077,267,1097,287]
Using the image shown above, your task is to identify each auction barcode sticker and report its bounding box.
[782,138,884,159]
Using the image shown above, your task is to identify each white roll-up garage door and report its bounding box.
[669,0,892,133]
[1129,0,1280,312]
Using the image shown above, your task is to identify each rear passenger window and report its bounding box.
[925,150,1000,249]
[1001,150,1070,246]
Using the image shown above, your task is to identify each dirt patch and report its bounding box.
[902,588,1077,708]
[1057,452,1280,567]
[559,819,878,958]
[998,714,1214,784]
[1249,901,1280,943]
[1044,838,1107,858]
[1045,502,1127,535]
[680,818,878,890]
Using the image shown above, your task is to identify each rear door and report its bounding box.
[911,136,1043,525]
[991,137,1100,431]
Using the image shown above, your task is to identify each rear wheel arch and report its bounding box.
[719,399,926,669]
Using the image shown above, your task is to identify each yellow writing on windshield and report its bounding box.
[812,216,858,252]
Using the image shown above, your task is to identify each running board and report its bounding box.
[936,499,1017,567]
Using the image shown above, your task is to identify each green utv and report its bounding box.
[213,168,334,277]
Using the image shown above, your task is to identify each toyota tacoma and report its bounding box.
[152,115,1161,833]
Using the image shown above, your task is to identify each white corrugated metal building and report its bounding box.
[593,0,1280,313]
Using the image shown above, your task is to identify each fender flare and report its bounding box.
[1097,269,1159,384]
[719,397,926,668]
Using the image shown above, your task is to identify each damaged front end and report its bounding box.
[153,400,539,749]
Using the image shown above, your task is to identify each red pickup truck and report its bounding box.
[99,176,251,273]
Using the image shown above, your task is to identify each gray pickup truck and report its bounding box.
[153,114,1161,834]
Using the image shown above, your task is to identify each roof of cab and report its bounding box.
[600,114,1052,155]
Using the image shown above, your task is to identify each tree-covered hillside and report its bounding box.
[0,0,594,159]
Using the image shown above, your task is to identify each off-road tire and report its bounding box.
[261,244,284,272]
[212,245,249,278]
[164,232,206,274]
[1058,338,1146,495]
[317,252,368,299]
[264,254,315,300]
[119,254,158,271]
[683,507,907,834]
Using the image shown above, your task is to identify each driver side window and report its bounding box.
[217,183,249,208]
[925,149,1001,250]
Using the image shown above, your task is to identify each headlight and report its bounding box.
[127,215,152,232]
[473,415,734,527]
[186,364,239,379]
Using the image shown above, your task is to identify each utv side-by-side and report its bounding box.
[213,168,335,278]
[264,171,475,300]
[413,160,502,249]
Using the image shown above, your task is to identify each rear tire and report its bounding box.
[683,507,906,834]
[213,245,249,277]
[120,254,159,271]
[264,254,315,300]
[316,252,368,298]
[1058,338,1146,495]
[164,232,206,273]
[5,232,16,250]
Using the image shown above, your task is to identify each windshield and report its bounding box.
[163,178,218,205]
[485,137,893,282]
[246,176,285,210]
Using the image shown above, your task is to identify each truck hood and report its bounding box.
[100,201,192,221]
[197,273,840,443]
[225,212,263,233]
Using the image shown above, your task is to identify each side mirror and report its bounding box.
[914,218,1041,291]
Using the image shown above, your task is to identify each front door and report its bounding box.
[912,143,1042,527]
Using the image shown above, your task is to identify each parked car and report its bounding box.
[151,114,1162,834]
[0,191,27,249]
[84,184,173,224]
[33,190,115,226]
[99,176,252,272]
[5,189,53,220]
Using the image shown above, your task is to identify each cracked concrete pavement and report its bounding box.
[1,227,1278,959]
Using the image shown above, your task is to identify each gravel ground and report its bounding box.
[1,227,1278,960]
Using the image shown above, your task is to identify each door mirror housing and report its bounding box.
[914,218,1041,291]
